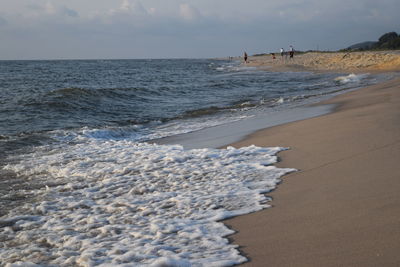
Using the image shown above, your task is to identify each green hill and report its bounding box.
[345,31,400,51]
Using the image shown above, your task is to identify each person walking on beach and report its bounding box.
[289,45,295,60]
[280,48,285,63]
[243,51,248,63]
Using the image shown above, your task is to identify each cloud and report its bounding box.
[26,2,79,18]
[120,0,131,12]
[60,7,79,18]
[1,0,399,59]
[179,3,201,21]
[148,7,157,15]
[44,2,56,15]
[109,0,148,16]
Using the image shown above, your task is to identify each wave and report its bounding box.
[48,87,95,97]
[2,59,394,158]
[1,140,294,266]
[47,86,154,101]
[20,86,162,128]
[182,100,259,118]
[42,94,304,144]
[214,61,258,73]
[334,73,369,84]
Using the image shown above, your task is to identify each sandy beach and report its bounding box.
[247,50,400,72]
[224,53,400,266]
[2,52,400,266]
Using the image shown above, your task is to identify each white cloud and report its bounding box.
[44,2,56,14]
[110,0,148,15]
[120,0,131,12]
[148,7,157,15]
[24,2,79,19]
[179,3,201,21]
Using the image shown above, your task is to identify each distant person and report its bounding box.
[280,48,285,62]
[289,45,295,59]
[244,51,248,63]
[271,53,276,60]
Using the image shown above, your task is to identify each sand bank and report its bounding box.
[247,51,400,72]
[225,76,400,266]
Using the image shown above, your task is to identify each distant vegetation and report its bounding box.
[344,31,400,51]
[250,32,400,57]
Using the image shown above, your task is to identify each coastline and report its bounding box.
[155,104,334,149]
[245,51,400,73]
[156,51,400,149]
[224,76,400,266]
[2,54,399,266]
[152,52,400,266]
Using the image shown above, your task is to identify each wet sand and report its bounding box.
[225,77,400,266]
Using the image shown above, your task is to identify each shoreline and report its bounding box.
[156,50,400,150]
[152,52,400,265]
[245,51,400,73]
[2,53,399,266]
[155,104,334,149]
[224,77,400,266]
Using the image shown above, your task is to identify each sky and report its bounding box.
[0,0,399,59]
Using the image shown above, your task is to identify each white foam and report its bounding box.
[276,97,284,104]
[334,73,368,84]
[51,113,250,144]
[1,141,294,266]
[214,61,258,73]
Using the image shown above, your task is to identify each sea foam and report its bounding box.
[1,140,294,266]
[334,73,368,84]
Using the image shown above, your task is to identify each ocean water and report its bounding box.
[0,59,395,266]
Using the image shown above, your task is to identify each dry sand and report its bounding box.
[247,51,400,72]
[224,60,400,266]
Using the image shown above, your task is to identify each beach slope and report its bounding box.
[225,77,400,266]
[248,51,400,72]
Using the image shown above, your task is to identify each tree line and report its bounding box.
[344,31,400,51]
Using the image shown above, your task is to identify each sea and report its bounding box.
[0,58,396,266]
